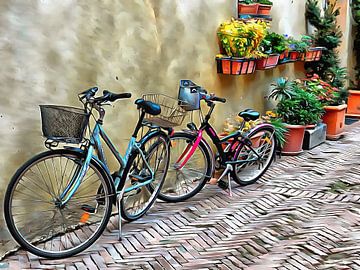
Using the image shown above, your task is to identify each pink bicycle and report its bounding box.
[158,80,277,202]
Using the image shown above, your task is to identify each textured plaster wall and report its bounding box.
[0,0,308,255]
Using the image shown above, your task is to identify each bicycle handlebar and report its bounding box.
[94,90,132,103]
[79,87,132,104]
[200,92,226,104]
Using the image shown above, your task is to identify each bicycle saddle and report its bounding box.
[135,99,161,116]
[238,109,260,121]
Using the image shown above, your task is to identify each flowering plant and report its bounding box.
[217,18,268,58]
[301,74,341,106]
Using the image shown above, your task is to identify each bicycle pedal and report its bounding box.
[81,204,96,213]
[217,179,229,190]
[129,174,151,183]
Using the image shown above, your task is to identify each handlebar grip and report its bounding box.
[108,93,132,102]
[212,96,226,103]
[103,90,132,102]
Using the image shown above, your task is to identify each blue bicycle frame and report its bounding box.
[58,121,155,206]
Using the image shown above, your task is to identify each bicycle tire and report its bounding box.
[4,149,113,259]
[231,125,276,186]
[157,131,213,202]
[120,131,170,221]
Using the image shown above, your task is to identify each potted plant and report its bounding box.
[305,1,346,92]
[216,19,268,75]
[303,74,347,140]
[256,32,287,69]
[280,35,311,63]
[257,0,273,16]
[347,87,360,116]
[238,0,259,16]
[269,78,324,155]
[347,0,360,117]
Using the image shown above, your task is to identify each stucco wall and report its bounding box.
[0,0,309,256]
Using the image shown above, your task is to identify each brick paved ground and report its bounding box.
[1,121,360,269]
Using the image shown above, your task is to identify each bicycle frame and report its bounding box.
[176,100,275,171]
[58,121,155,206]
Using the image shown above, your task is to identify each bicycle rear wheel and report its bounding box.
[120,132,170,221]
[4,149,113,259]
[231,126,276,185]
[157,131,212,202]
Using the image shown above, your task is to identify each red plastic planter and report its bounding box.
[238,3,259,15]
[279,51,289,61]
[216,56,256,75]
[289,51,300,61]
[302,47,324,62]
[256,54,280,70]
[279,50,299,64]
[258,4,272,15]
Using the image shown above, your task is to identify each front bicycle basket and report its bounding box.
[142,94,188,128]
[39,105,89,143]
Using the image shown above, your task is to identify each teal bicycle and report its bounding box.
[4,87,186,258]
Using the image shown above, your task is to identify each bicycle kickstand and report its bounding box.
[217,164,233,197]
[116,191,124,241]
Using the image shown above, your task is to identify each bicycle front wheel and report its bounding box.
[120,132,170,221]
[4,149,113,259]
[231,126,276,185]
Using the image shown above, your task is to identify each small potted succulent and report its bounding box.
[216,18,268,75]
[257,0,273,16]
[238,0,259,15]
[268,78,324,155]
[303,74,347,140]
[256,32,287,70]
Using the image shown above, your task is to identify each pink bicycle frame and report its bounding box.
[175,129,203,169]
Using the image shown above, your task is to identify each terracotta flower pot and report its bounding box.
[282,124,306,155]
[347,90,360,116]
[257,4,272,15]
[256,54,280,70]
[322,104,347,140]
[238,3,259,15]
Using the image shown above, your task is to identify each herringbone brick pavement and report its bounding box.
[1,121,360,269]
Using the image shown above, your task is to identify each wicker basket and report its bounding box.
[142,94,188,127]
[40,105,89,143]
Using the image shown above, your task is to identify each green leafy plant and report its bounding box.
[268,77,296,100]
[275,85,324,125]
[257,0,273,5]
[285,35,312,52]
[239,0,256,4]
[305,0,347,96]
[259,32,288,55]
